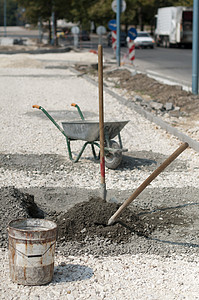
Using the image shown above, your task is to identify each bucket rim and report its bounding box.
[8,218,57,232]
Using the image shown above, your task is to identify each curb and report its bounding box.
[0,46,72,55]
[78,71,199,153]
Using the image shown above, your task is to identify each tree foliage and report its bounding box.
[3,0,194,42]
[0,0,18,26]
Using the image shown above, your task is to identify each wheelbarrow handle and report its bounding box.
[71,103,85,120]
[32,105,41,109]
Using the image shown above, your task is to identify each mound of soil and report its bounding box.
[0,187,149,248]
[75,65,199,117]
[105,70,199,115]
[0,187,44,247]
[56,197,149,244]
[0,187,189,255]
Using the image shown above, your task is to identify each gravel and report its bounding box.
[0,49,199,299]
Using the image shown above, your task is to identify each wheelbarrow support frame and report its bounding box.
[32,105,101,163]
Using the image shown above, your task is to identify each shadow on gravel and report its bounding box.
[120,154,156,170]
[138,202,199,216]
[53,264,94,283]
[147,237,199,248]
[0,153,68,172]
[0,149,188,173]
[119,150,188,172]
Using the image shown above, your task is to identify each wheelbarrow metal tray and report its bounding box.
[62,120,129,142]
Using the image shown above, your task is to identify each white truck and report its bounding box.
[155,6,192,48]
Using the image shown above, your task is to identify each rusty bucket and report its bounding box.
[8,218,57,285]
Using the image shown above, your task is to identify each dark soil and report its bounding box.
[105,70,199,115]
[0,187,148,248]
[56,197,149,244]
[0,187,44,247]
[75,65,199,117]
[1,186,191,255]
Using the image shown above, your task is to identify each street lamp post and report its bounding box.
[192,0,199,94]
[4,0,7,37]
[51,11,55,45]
[116,0,121,67]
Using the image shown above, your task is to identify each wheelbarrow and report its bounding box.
[32,103,129,169]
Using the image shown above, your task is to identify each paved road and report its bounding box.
[103,43,192,89]
[0,27,193,89]
[128,47,192,89]
[73,34,192,89]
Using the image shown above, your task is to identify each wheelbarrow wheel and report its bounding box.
[105,140,122,169]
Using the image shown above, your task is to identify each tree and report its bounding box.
[174,0,193,5]
[14,0,193,44]
[88,0,138,31]
[0,0,18,26]
[69,0,95,30]
[16,0,73,44]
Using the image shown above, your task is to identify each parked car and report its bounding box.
[107,31,127,47]
[56,30,65,38]
[134,32,155,49]
[79,30,90,41]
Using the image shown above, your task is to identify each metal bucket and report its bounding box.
[8,218,57,285]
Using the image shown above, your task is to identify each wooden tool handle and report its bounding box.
[108,142,189,225]
[98,44,105,184]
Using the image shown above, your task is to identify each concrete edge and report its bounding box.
[74,70,199,153]
[0,46,72,55]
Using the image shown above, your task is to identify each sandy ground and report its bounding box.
[0,47,199,299]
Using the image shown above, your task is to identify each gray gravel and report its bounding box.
[0,50,199,299]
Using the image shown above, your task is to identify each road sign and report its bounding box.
[71,26,80,35]
[96,26,107,35]
[112,30,117,53]
[108,19,117,31]
[111,0,126,13]
[128,40,135,63]
[128,27,137,40]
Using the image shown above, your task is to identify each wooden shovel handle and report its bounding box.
[98,44,105,184]
[108,142,189,225]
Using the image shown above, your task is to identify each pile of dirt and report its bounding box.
[0,187,149,248]
[56,197,149,244]
[0,187,189,254]
[0,187,44,248]
[104,69,199,116]
[75,65,199,117]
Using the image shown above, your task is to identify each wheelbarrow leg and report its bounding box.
[67,139,92,163]
[91,142,100,160]
[118,132,123,149]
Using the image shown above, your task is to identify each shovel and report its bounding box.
[98,44,106,200]
[108,142,189,225]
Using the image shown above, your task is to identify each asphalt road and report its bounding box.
[0,27,193,89]
[102,43,192,89]
[72,34,192,89]
[127,47,192,89]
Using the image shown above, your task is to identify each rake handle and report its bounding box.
[108,142,189,225]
